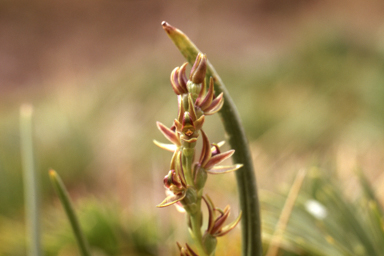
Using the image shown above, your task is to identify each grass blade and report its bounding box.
[266,169,306,256]
[49,169,91,256]
[161,21,262,256]
[20,104,41,256]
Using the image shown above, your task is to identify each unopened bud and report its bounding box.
[182,187,198,214]
[164,170,182,191]
[194,165,207,191]
[202,233,217,255]
[163,174,171,189]
[190,53,207,84]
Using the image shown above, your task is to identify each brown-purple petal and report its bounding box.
[156,122,181,147]
[204,150,235,170]
[199,77,215,110]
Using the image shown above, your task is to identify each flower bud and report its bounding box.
[164,170,184,195]
[182,187,198,214]
[202,233,217,255]
[187,80,201,101]
[194,165,207,191]
[163,173,171,189]
[190,53,207,84]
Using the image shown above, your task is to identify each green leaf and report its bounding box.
[49,169,91,256]
[20,104,42,256]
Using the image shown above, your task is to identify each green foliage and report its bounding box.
[49,170,91,256]
[37,199,161,256]
[262,167,384,256]
[220,35,384,153]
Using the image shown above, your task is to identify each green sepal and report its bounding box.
[157,192,186,208]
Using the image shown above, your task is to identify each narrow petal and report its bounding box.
[211,206,231,235]
[212,141,225,150]
[204,92,224,115]
[189,54,201,81]
[153,140,177,152]
[170,150,178,170]
[204,150,235,170]
[199,130,211,167]
[177,95,185,122]
[174,119,182,132]
[185,244,199,256]
[195,78,207,106]
[177,242,182,251]
[203,195,216,234]
[157,192,186,208]
[178,62,189,94]
[187,94,197,121]
[170,67,183,95]
[190,53,207,84]
[157,122,181,146]
[216,211,242,237]
[206,164,243,174]
[199,77,214,110]
[194,115,205,131]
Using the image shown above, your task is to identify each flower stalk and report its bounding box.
[156,53,242,255]
[161,21,262,256]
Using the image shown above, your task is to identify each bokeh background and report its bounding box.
[2,0,384,255]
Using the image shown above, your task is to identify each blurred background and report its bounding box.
[2,0,384,255]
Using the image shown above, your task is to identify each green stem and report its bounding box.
[49,169,91,256]
[190,201,208,256]
[182,147,209,255]
[162,21,262,256]
[182,149,195,187]
[20,104,41,256]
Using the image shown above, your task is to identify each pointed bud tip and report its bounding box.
[161,21,169,28]
[161,21,175,34]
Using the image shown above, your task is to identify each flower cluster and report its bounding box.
[155,53,242,255]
